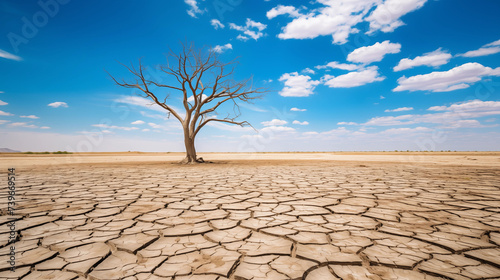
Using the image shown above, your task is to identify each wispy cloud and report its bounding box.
[210,19,224,29]
[385,107,414,112]
[184,0,205,18]
[0,110,13,116]
[262,119,287,126]
[290,107,306,112]
[230,18,267,41]
[394,63,500,92]
[322,66,385,88]
[212,43,232,53]
[459,39,500,57]
[394,48,452,71]
[48,102,68,108]
[0,100,7,106]
[0,49,22,61]
[20,115,39,119]
[292,120,309,125]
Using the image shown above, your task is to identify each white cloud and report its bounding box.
[148,122,163,129]
[302,131,319,136]
[115,96,182,117]
[230,18,267,41]
[381,126,431,134]
[347,41,401,64]
[48,102,68,108]
[142,128,150,132]
[385,107,413,112]
[92,124,139,131]
[40,126,50,129]
[0,100,7,106]
[187,94,208,104]
[365,0,427,34]
[322,66,385,88]
[364,100,500,128]
[394,63,500,92]
[131,120,145,125]
[212,43,232,53]
[0,49,22,61]
[337,122,357,125]
[20,115,39,119]
[293,120,309,125]
[394,48,452,71]
[459,39,500,58]
[207,122,254,132]
[380,95,385,99]
[290,107,307,112]
[9,122,37,128]
[0,110,13,116]
[302,68,315,74]
[211,19,225,29]
[267,5,301,19]
[0,120,10,125]
[485,39,500,47]
[279,72,320,97]
[460,47,500,58]
[276,0,378,44]
[184,0,204,18]
[261,126,295,132]
[316,61,360,71]
[262,119,287,126]
[427,99,500,113]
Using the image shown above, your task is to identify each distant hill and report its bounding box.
[0,148,21,153]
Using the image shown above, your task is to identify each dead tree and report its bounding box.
[109,43,265,163]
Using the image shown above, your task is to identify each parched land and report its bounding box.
[1,153,500,279]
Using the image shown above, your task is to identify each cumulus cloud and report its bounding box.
[393,63,500,92]
[427,99,500,113]
[0,110,13,116]
[274,0,426,44]
[279,72,320,97]
[293,120,309,125]
[394,48,452,71]
[365,0,427,34]
[0,100,7,105]
[261,119,287,126]
[184,0,204,18]
[276,0,378,44]
[0,49,22,61]
[302,68,315,74]
[48,102,68,108]
[315,61,360,71]
[347,41,401,64]
[322,66,385,88]
[20,115,39,119]
[459,39,500,57]
[211,19,225,29]
[212,43,232,53]
[230,18,267,41]
[131,120,145,125]
[385,107,413,112]
[266,5,301,19]
[290,107,307,112]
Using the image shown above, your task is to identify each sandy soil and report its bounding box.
[1,151,500,170]
[0,153,499,279]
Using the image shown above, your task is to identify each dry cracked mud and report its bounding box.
[1,160,500,279]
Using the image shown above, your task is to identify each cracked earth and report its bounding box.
[1,158,500,279]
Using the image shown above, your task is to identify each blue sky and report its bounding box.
[1,0,500,152]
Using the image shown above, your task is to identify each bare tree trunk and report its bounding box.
[181,129,198,164]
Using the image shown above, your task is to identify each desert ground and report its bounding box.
[1,152,499,279]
